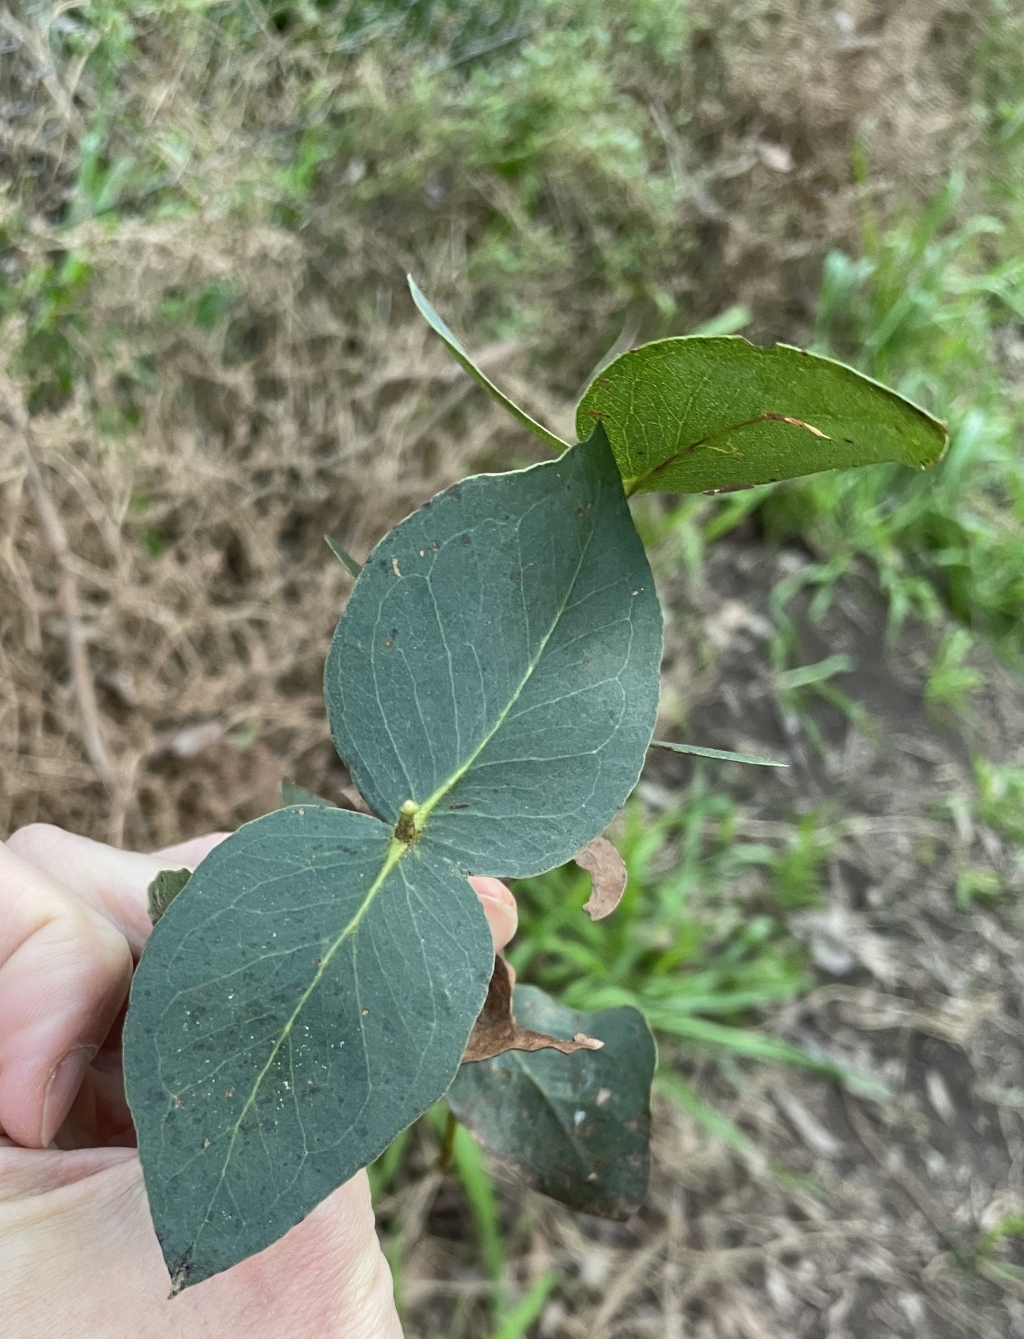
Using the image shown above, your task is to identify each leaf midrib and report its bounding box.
[184,511,598,1269]
[412,515,596,834]
[185,830,406,1271]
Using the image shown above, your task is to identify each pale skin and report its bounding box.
[0,824,518,1339]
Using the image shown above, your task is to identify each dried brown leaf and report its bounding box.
[574,836,628,920]
[462,956,603,1063]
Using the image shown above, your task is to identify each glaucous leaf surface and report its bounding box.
[575,337,948,495]
[448,984,656,1219]
[128,428,663,1290]
[325,426,663,878]
[124,804,492,1291]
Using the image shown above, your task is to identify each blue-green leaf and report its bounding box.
[124,805,492,1292]
[448,984,656,1219]
[128,427,663,1290]
[325,426,663,877]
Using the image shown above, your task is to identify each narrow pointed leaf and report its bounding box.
[448,984,656,1219]
[324,535,362,577]
[325,426,663,878]
[124,805,492,1291]
[576,337,948,496]
[649,739,788,767]
[408,276,568,454]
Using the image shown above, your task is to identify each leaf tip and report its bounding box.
[324,535,361,578]
[573,1032,604,1051]
[168,1260,191,1298]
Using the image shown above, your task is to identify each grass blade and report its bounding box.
[645,1011,888,1098]
[650,739,788,767]
[488,1271,559,1339]
[451,1123,505,1285]
[654,1069,766,1169]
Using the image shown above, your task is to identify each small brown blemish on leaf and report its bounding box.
[202,1137,210,1149]
[761,412,831,439]
[225,1088,234,1098]
[463,957,603,1062]
[574,836,628,921]
[172,1094,182,1109]
[510,570,521,584]
[391,556,402,578]
[361,1009,369,1017]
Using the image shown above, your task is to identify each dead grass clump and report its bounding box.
[1,0,1016,849]
[0,206,557,846]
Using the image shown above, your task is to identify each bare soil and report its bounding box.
[370,534,1024,1339]
[3,2,1024,1334]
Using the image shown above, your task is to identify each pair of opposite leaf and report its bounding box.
[125,285,947,1294]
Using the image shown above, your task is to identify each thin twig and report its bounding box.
[1,384,117,792]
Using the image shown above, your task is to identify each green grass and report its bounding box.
[10,7,1024,1328]
[510,779,884,1096]
[755,173,1024,663]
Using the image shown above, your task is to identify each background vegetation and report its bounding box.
[4,2,1024,1335]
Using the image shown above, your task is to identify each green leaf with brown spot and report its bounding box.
[575,337,948,496]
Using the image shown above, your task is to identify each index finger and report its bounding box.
[0,844,133,1147]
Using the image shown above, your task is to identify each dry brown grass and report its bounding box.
[0,0,1011,846]
[3,2,1024,1335]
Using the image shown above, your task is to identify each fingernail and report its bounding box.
[41,1044,98,1146]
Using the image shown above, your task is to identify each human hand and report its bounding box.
[0,823,517,1338]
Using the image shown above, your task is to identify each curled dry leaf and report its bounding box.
[463,956,603,1063]
[574,835,628,920]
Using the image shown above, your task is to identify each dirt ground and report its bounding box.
[3,1,1024,1333]
[6,366,1024,1334]
[363,531,1024,1339]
